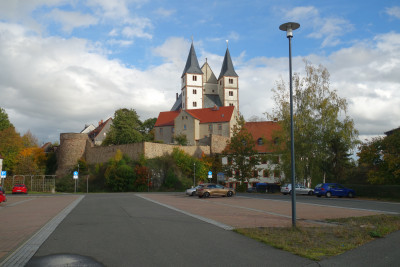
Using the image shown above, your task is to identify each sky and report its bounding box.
[0,0,399,148]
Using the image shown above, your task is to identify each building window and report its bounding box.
[193,89,197,94]
[183,124,186,130]
[171,127,174,133]
[257,138,264,145]
[229,78,233,84]
[193,75,197,81]
[263,170,269,177]
[193,102,197,107]
[229,91,233,96]
[229,103,234,106]
[208,124,212,132]
[218,124,222,130]
[159,128,163,136]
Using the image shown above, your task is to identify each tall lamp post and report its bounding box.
[279,22,300,227]
[193,162,196,187]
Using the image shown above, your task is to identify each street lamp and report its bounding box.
[193,162,196,187]
[279,22,300,227]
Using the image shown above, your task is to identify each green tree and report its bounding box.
[174,133,188,146]
[0,108,13,131]
[0,127,24,173]
[266,61,359,186]
[103,108,144,145]
[223,115,260,185]
[104,150,135,191]
[140,118,157,141]
[358,130,400,184]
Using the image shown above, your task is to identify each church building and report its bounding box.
[154,42,240,145]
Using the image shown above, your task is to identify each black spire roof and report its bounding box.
[218,48,238,80]
[181,43,203,77]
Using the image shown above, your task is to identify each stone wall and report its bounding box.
[57,135,217,176]
[210,134,230,154]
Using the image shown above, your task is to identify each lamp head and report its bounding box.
[279,22,300,38]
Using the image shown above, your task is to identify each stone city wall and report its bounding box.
[56,133,88,176]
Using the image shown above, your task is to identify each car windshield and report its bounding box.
[315,184,322,188]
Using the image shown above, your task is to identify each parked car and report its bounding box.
[246,187,257,193]
[281,183,314,195]
[0,191,6,203]
[314,183,355,198]
[186,185,202,196]
[196,183,235,198]
[12,184,28,194]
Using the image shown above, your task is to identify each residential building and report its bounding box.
[88,118,112,145]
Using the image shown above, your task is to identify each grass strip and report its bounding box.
[234,214,400,261]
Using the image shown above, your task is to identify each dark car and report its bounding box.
[314,183,355,198]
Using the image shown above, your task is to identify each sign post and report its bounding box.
[208,171,212,182]
[73,171,78,193]
[1,171,6,188]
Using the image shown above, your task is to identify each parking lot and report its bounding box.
[0,192,393,265]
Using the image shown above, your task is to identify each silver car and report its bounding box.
[186,185,201,196]
[281,183,314,195]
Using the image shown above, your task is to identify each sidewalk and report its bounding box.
[0,195,82,263]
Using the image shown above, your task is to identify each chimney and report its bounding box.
[99,120,103,126]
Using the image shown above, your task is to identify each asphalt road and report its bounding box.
[26,193,314,267]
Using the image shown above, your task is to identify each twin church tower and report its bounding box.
[170,41,239,112]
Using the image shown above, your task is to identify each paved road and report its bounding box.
[1,193,399,267]
[26,193,314,266]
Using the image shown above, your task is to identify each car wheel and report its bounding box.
[308,191,313,196]
[191,191,196,196]
[317,195,321,198]
[348,192,354,198]
[326,192,332,198]
[198,195,203,198]
[203,192,210,198]
[282,193,287,195]
[227,191,233,197]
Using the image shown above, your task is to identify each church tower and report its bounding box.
[217,44,239,110]
[181,42,203,110]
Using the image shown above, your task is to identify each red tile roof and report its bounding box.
[185,106,234,123]
[89,118,112,139]
[244,121,282,153]
[154,110,180,127]
[155,106,235,127]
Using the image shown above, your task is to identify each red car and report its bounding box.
[0,191,6,203]
[12,184,28,194]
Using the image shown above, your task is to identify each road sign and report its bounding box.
[1,171,6,178]
[208,171,212,179]
[73,171,79,179]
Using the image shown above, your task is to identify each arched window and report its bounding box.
[257,138,264,145]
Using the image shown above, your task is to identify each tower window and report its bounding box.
[193,89,197,94]
[193,75,197,81]
[184,124,187,130]
[229,91,233,96]
[229,103,234,106]
[229,78,234,84]
[193,102,197,107]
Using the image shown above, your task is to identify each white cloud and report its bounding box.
[153,8,176,17]
[285,6,353,47]
[385,6,400,19]
[47,8,99,33]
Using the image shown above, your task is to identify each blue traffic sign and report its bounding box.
[1,171,6,178]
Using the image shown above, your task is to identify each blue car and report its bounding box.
[314,183,355,198]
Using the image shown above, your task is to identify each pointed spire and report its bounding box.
[218,47,238,80]
[181,42,203,77]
